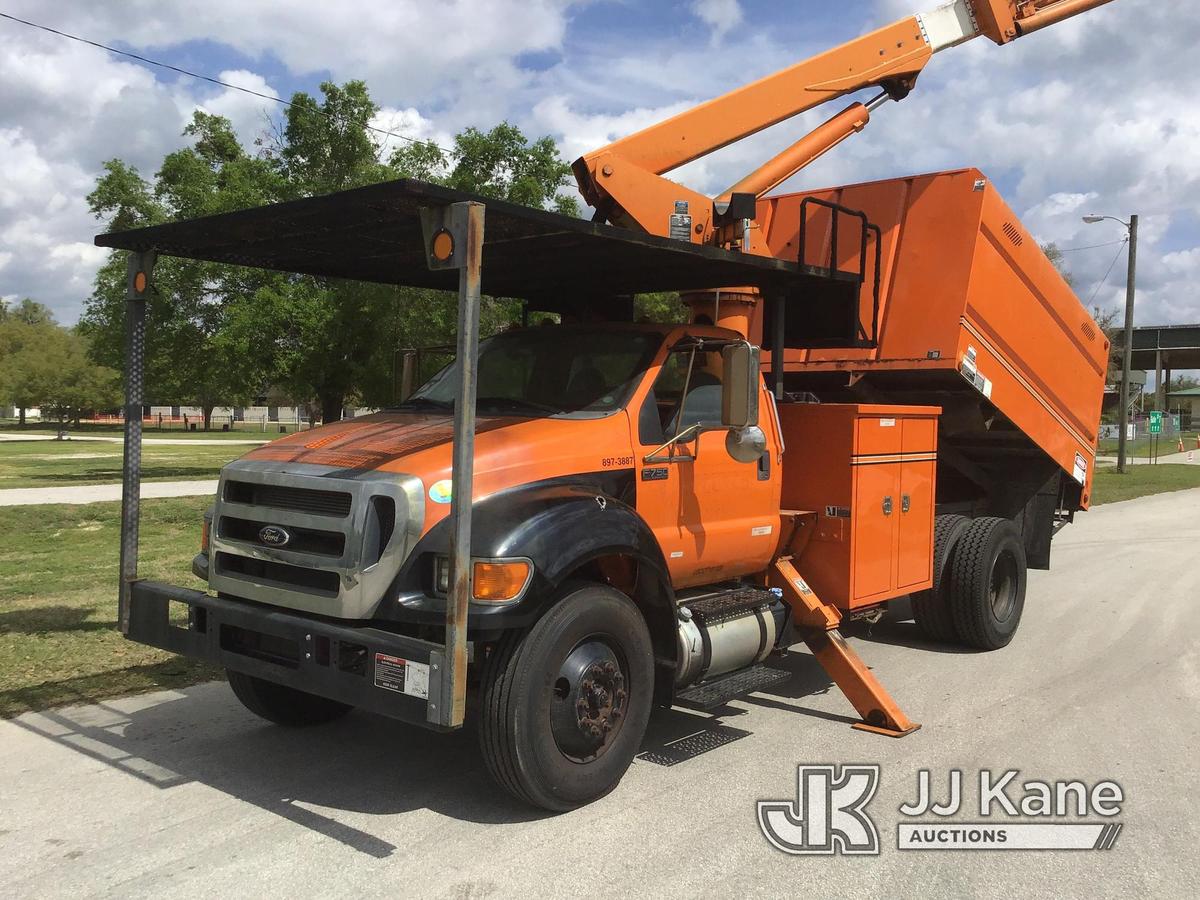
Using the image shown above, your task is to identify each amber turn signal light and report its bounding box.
[472,560,532,602]
[200,517,211,555]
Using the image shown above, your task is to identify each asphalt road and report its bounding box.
[2,489,1197,899]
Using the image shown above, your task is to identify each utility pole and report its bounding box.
[1084,212,1138,474]
[1116,215,1138,474]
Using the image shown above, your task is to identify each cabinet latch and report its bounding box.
[882,496,893,516]
[901,494,911,513]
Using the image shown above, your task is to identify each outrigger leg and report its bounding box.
[770,557,920,738]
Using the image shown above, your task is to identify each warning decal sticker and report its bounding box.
[1073,452,1088,485]
[374,652,430,699]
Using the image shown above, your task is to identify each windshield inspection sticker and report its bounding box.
[428,479,453,504]
[374,652,430,699]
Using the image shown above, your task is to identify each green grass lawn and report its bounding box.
[1097,434,1198,459]
[1090,464,1200,505]
[0,498,222,718]
[0,420,284,439]
[0,440,250,489]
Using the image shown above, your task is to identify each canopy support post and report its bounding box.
[420,201,485,728]
[118,250,156,635]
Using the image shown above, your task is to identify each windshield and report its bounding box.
[405,327,663,418]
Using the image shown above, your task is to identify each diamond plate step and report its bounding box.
[636,725,752,767]
[674,664,792,711]
[683,588,775,625]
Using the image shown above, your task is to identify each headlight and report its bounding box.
[434,555,450,593]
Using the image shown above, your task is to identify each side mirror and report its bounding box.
[721,342,760,429]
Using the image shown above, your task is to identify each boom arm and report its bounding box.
[575,0,1116,242]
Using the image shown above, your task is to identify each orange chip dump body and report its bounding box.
[752,168,1106,514]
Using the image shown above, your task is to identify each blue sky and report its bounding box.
[1,0,1196,349]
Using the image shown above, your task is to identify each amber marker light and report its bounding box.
[472,560,532,602]
[431,229,455,262]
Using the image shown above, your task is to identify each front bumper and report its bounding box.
[127,579,455,730]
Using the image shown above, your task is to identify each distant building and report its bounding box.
[1168,387,1200,429]
[1,405,41,420]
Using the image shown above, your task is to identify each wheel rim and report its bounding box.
[549,636,629,763]
[989,550,1019,622]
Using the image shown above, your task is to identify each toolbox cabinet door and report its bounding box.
[851,462,899,602]
[896,459,935,590]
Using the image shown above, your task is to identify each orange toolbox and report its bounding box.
[778,403,940,610]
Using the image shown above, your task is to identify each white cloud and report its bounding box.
[0,0,1197,342]
[691,0,744,42]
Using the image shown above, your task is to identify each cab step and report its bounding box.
[674,664,792,711]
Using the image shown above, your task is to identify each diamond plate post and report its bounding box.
[118,250,156,634]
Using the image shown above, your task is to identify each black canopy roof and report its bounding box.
[94,178,801,308]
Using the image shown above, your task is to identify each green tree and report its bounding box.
[1041,242,1076,288]
[634,292,688,324]
[248,91,581,419]
[82,113,282,428]
[0,298,56,327]
[0,316,58,424]
[1,299,59,423]
[85,81,582,424]
[0,313,118,425]
[38,330,122,425]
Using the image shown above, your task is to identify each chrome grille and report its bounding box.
[224,480,352,517]
[208,460,424,619]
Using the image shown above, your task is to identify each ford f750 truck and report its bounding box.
[97,0,1116,810]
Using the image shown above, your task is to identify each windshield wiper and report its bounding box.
[391,397,452,411]
[476,396,564,416]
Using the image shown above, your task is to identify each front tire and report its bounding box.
[226,669,353,726]
[479,582,654,811]
[948,517,1027,650]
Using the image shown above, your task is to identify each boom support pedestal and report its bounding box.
[770,557,920,738]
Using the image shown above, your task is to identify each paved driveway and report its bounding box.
[2,489,1197,898]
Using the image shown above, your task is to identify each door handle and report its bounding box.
[882,496,893,516]
[901,494,911,513]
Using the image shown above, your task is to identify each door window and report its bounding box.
[639,347,725,445]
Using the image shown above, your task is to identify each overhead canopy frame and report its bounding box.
[95,177,803,311]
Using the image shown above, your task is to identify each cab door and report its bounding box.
[629,337,781,588]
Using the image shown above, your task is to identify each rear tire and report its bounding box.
[479,582,654,812]
[948,517,1027,650]
[911,513,970,643]
[226,669,353,726]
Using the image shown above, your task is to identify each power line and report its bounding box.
[0,10,454,157]
[1060,239,1127,253]
[1085,237,1130,306]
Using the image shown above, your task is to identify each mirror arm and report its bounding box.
[643,423,706,463]
[669,346,699,461]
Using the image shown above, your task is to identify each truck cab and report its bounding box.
[197,321,779,648]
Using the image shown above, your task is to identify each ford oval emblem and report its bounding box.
[258,525,291,547]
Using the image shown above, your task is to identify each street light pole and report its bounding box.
[1117,215,1138,474]
[1083,213,1138,474]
